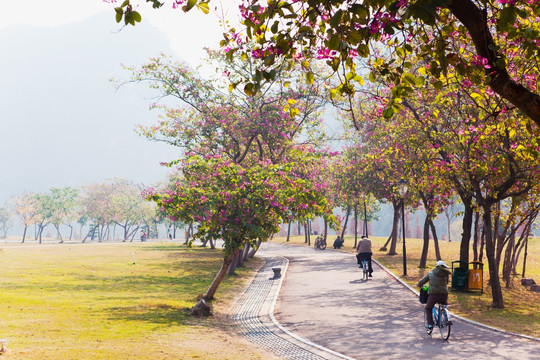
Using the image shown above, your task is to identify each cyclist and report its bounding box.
[417,260,452,330]
[355,235,373,277]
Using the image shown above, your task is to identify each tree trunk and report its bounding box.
[242,241,251,263]
[55,224,63,243]
[286,221,291,242]
[204,251,238,300]
[354,204,358,249]
[380,234,392,251]
[227,252,239,275]
[459,197,474,267]
[521,235,529,279]
[482,203,504,308]
[429,219,441,260]
[307,220,311,245]
[248,238,262,258]
[445,208,452,242]
[21,226,28,243]
[473,211,480,262]
[502,232,515,288]
[388,202,401,255]
[323,217,328,242]
[363,199,369,237]
[447,0,540,127]
[340,206,351,241]
[479,223,485,264]
[419,215,430,268]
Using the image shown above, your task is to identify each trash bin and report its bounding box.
[451,260,468,291]
[468,261,484,294]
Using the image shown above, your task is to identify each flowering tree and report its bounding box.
[79,179,155,241]
[146,153,333,299]
[80,182,114,241]
[371,51,540,307]
[11,193,39,242]
[331,146,380,247]
[121,52,328,165]
[108,179,156,241]
[48,187,79,242]
[111,0,540,130]
[119,43,335,303]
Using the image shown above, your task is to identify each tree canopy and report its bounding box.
[111,0,540,131]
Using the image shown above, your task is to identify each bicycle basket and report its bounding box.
[419,287,429,304]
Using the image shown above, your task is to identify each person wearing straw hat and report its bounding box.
[417,260,452,330]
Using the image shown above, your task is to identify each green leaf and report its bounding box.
[350,4,367,18]
[330,10,343,28]
[132,11,142,23]
[197,2,210,14]
[328,34,340,50]
[348,30,363,45]
[244,82,255,96]
[353,74,364,86]
[326,57,340,71]
[357,44,369,57]
[271,21,279,34]
[306,72,314,84]
[382,107,395,119]
[115,9,123,23]
[403,73,416,85]
[182,0,198,12]
[499,6,517,29]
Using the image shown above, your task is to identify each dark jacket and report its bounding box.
[417,266,451,295]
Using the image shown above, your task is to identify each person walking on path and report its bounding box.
[417,260,452,330]
[356,235,373,277]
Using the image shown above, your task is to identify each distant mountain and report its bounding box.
[0,12,182,204]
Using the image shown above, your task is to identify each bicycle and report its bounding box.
[361,258,369,280]
[314,235,326,250]
[424,301,452,340]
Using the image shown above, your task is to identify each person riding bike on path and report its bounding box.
[417,260,452,330]
[356,235,373,277]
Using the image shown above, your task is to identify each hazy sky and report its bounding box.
[0,1,241,208]
[1,0,238,67]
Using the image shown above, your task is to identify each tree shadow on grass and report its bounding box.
[107,303,193,326]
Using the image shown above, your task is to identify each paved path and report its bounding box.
[232,242,540,360]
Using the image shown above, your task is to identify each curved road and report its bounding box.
[238,242,540,360]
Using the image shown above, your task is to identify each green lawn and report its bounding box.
[0,241,274,359]
[273,234,540,338]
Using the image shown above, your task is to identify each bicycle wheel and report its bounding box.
[439,308,451,340]
[363,260,369,280]
[424,311,432,335]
